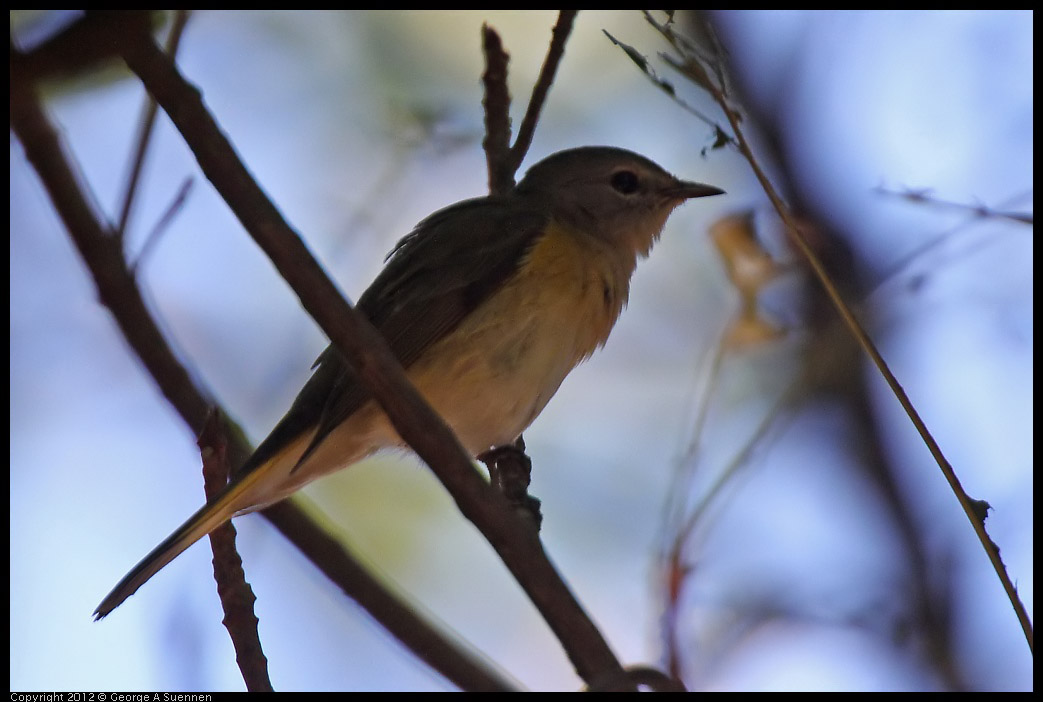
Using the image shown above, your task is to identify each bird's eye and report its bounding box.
[610,170,640,194]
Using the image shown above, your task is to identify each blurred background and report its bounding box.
[10,10,1032,692]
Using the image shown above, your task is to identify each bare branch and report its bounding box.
[9,33,214,433]
[630,11,1034,655]
[131,176,194,271]
[116,10,192,242]
[874,185,1033,226]
[113,24,627,686]
[483,11,579,194]
[481,24,512,195]
[508,10,577,174]
[199,412,273,692]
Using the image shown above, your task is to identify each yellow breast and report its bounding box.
[271,219,641,497]
[402,219,636,454]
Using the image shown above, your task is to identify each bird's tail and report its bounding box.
[93,456,276,620]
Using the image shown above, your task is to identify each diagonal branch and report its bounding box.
[112,23,627,687]
[9,36,214,434]
[116,9,191,243]
[638,10,1033,655]
[700,55,1034,658]
[10,38,515,693]
[507,10,577,176]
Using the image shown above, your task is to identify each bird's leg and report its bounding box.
[478,435,542,530]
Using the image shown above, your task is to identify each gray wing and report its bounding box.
[238,195,547,476]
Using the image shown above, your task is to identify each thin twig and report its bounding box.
[874,185,1033,226]
[481,24,512,196]
[636,12,1033,654]
[708,69,1033,656]
[602,29,729,142]
[483,11,579,195]
[131,176,193,271]
[116,10,191,243]
[870,188,1033,297]
[199,411,273,692]
[10,35,214,432]
[507,10,577,175]
[660,325,728,541]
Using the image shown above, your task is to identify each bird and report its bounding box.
[94,145,724,619]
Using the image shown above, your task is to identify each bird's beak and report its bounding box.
[666,179,726,200]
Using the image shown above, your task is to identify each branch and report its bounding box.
[199,412,273,692]
[636,10,1033,655]
[482,11,578,195]
[481,24,512,195]
[700,45,1035,659]
[9,33,214,434]
[507,10,577,175]
[113,24,627,687]
[10,39,515,693]
[874,185,1033,226]
[116,10,191,242]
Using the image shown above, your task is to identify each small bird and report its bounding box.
[94,146,724,619]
